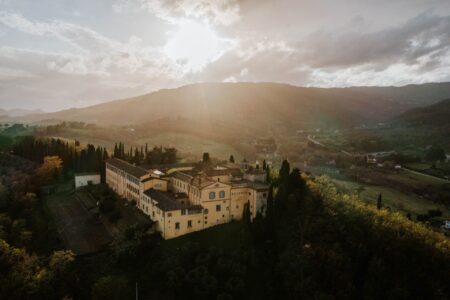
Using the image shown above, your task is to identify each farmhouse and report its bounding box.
[106,157,269,239]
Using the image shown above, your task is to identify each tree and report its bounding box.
[202,152,211,164]
[265,166,271,184]
[377,193,382,210]
[266,185,274,226]
[287,168,306,194]
[92,276,128,300]
[425,146,446,162]
[279,160,290,186]
[262,159,267,171]
[36,156,63,185]
[229,155,235,163]
[243,201,251,225]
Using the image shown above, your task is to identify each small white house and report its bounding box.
[74,173,101,188]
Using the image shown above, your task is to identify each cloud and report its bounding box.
[298,12,450,71]
[113,0,241,26]
[0,11,180,79]
[0,11,118,53]
[1,3,450,110]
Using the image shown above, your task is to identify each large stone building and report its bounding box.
[105,158,269,239]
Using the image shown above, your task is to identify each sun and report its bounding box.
[164,20,222,71]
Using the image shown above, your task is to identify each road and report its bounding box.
[402,167,450,183]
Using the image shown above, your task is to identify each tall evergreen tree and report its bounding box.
[243,201,252,225]
[377,193,383,210]
[229,155,235,163]
[279,159,290,186]
[203,152,210,164]
[265,166,271,184]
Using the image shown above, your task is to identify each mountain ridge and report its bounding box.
[17,82,450,129]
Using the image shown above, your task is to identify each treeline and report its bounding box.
[113,142,177,165]
[12,136,108,176]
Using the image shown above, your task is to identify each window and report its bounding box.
[219,191,225,198]
[204,209,209,214]
[209,191,216,199]
[175,222,180,230]
[167,213,172,217]
[188,220,192,228]
[216,204,221,212]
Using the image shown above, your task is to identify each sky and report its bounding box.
[1,0,450,111]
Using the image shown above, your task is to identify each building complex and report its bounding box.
[105,157,269,239]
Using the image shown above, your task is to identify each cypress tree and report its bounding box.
[279,159,290,186]
[377,193,382,210]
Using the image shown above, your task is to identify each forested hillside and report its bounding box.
[1,154,448,299]
[21,82,450,129]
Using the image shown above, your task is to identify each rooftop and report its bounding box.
[105,158,148,178]
[205,168,243,177]
[142,162,196,172]
[231,179,269,190]
[74,172,100,177]
[245,168,265,175]
[144,189,202,212]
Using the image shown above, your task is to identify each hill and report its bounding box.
[396,98,450,127]
[0,108,44,117]
[21,82,450,129]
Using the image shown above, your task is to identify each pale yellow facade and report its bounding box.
[106,158,268,239]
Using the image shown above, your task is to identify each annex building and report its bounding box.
[105,158,269,239]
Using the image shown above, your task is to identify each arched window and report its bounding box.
[219,191,225,198]
[209,191,215,199]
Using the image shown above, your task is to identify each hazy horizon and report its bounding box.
[1,0,450,111]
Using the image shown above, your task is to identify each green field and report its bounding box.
[332,178,450,218]
[137,132,243,161]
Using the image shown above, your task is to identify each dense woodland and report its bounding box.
[12,136,108,178]
[0,138,449,299]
